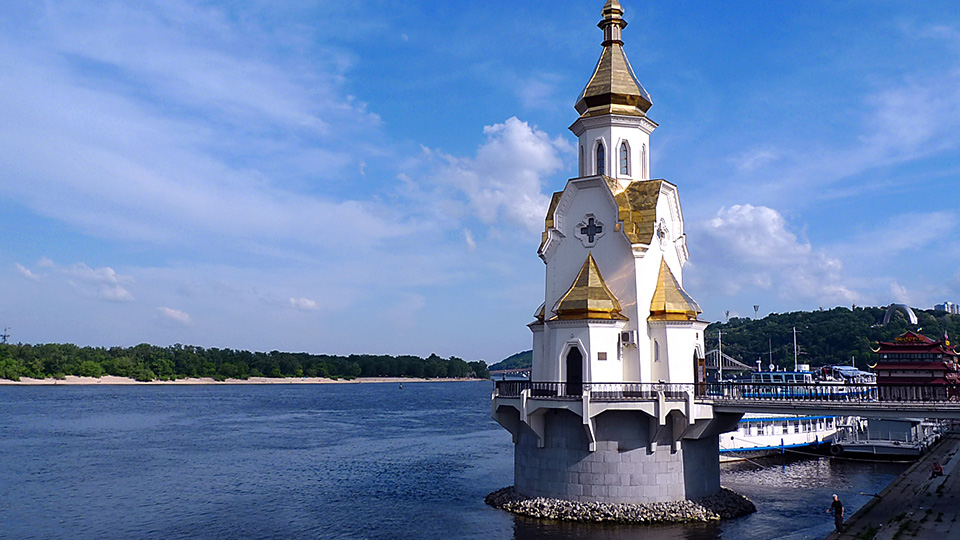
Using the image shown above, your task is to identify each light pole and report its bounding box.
[793,326,799,372]
[718,330,723,382]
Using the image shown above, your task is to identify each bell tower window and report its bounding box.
[641,144,647,178]
[596,143,605,176]
[619,142,629,175]
[579,146,584,177]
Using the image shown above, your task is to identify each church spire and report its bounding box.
[575,1,652,119]
[600,0,626,45]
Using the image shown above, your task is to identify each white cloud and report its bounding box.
[14,263,39,282]
[889,282,912,305]
[689,204,860,307]
[463,229,477,251]
[429,117,568,232]
[289,297,319,311]
[157,307,192,325]
[0,0,404,253]
[729,147,780,172]
[57,261,135,302]
[517,73,565,110]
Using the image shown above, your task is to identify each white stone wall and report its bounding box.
[534,175,697,385]
[572,115,656,180]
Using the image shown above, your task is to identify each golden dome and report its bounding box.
[649,258,702,321]
[575,0,652,118]
[551,253,627,321]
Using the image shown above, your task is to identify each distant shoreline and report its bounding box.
[0,375,486,386]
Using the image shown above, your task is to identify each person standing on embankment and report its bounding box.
[827,494,844,532]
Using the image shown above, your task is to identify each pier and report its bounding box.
[827,431,960,539]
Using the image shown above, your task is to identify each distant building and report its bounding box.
[871,331,959,398]
[934,302,960,314]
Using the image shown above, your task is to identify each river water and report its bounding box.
[0,381,906,540]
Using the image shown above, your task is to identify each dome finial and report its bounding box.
[600,0,627,46]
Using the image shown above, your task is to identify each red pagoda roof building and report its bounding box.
[871,331,960,385]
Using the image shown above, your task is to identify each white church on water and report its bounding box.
[492,0,739,504]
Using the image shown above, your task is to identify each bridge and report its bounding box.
[704,349,755,372]
[493,380,960,420]
[490,367,531,378]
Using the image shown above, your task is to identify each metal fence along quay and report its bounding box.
[494,380,960,406]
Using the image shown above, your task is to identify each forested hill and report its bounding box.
[490,306,960,370]
[0,343,489,382]
[707,306,960,369]
[489,350,532,371]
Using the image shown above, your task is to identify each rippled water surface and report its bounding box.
[0,382,906,539]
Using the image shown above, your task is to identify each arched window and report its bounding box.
[641,144,647,178]
[596,143,605,176]
[619,142,629,175]
[579,146,584,177]
[654,340,660,363]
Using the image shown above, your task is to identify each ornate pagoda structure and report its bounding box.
[872,331,960,386]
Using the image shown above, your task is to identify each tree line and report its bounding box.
[487,306,960,371]
[706,306,960,369]
[0,342,489,382]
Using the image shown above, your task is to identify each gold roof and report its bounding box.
[575,1,652,119]
[538,178,665,254]
[613,179,663,245]
[551,253,627,320]
[649,258,702,321]
[540,191,563,251]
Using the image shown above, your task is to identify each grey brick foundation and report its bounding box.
[514,409,720,503]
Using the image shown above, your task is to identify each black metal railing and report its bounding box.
[707,382,960,403]
[494,380,960,404]
[493,380,694,401]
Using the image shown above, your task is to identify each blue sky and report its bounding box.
[2,0,959,363]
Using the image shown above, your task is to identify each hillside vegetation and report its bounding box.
[0,342,489,382]
[707,306,959,369]
[491,306,960,371]
[489,350,532,371]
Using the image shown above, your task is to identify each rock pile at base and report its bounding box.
[484,486,756,524]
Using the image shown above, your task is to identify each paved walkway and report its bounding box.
[826,432,960,540]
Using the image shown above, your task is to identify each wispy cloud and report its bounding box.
[157,307,192,325]
[14,263,39,282]
[62,262,135,302]
[0,0,404,254]
[289,297,319,311]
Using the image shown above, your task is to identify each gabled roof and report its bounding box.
[551,253,627,320]
[539,178,667,254]
[648,258,701,321]
[613,179,663,245]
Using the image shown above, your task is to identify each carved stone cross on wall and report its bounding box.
[580,218,603,243]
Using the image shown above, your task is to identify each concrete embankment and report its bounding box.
[826,431,960,540]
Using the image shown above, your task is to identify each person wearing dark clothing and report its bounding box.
[828,494,844,532]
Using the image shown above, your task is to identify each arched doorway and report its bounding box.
[565,347,583,396]
[694,350,706,397]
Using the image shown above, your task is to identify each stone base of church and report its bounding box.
[485,485,755,523]
[514,409,721,504]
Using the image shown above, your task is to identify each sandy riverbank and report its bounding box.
[0,375,484,386]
